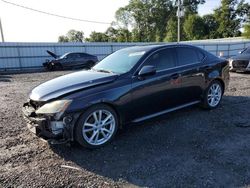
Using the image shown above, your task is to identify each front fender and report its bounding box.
[208,70,220,80]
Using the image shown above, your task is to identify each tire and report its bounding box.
[201,80,223,109]
[47,63,54,71]
[55,63,63,70]
[75,104,119,148]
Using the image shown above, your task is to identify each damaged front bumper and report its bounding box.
[22,102,80,144]
[229,60,250,72]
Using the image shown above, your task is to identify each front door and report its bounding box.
[131,47,184,121]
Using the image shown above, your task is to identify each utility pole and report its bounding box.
[176,0,183,43]
[177,0,180,43]
[0,17,4,42]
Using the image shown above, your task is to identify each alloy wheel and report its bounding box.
[82,110,116,146]
[207,83,222,107]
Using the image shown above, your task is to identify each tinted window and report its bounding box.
[67,53,77,58]
[197,50,205,61]
[242,47,250,54]
[79,53,88,58]
[177,47,200,66]
[145,48,176,70]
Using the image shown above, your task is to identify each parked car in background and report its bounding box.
[23,44,229,148]
[43,51,98,71]
[229,47,250,72]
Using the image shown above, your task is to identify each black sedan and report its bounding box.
[23,44,230,148]
[229,46,250,72]
[43,51,98,71]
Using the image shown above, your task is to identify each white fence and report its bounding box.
[0,40,250,71]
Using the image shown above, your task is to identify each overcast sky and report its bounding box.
[0,0,249,42]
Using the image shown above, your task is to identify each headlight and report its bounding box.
[36,100,72,115]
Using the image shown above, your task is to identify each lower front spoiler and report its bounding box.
[23,114,70,145]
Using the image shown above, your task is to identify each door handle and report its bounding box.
[170,73,180,80]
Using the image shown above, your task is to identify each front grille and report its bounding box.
[232,60,249,68]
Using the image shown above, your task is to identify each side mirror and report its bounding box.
[138,65,156,77]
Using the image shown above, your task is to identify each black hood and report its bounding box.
[29,70,118,101]
[46,50,58,59]
[231,54,250,61]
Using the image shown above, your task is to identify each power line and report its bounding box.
[1,0,111,25]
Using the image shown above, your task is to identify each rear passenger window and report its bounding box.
[145,48,176,71]
[79,53,87,58]
[177,47,200,66]
[197,50,205,61]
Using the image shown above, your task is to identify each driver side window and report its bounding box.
[144,48,176,71]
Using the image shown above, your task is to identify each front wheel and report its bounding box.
[202,80,223,109]
[75,104,118,148]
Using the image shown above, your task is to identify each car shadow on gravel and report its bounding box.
[50,95,250,187]
[0,75,12,82]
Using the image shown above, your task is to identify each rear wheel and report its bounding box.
[202,80,223,109]
[75,104,118,148]
[55,63,63,70]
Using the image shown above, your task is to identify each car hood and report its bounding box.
[230,54,250,61]
[29,70,118,101]
[46,50,58,59]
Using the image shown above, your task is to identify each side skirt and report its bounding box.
[132,100,201,123]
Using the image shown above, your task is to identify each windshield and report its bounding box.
[60,53,69,59]
[242,47,250,54]
[92,49,145,74]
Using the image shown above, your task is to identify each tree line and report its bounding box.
[58,0,250,43]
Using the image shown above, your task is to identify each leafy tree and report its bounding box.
[115,28,132,42]
[164,17,178,42]
[243,10,250,38]
[184,14,205,40]
[213,0,247,38]
[58,35,69,42]
[151,0,174,42]
[105,27,119,42]
[202,14,219,39]
[58,30,84,42]
[243,24,250,38]
[164,0,205,42]
[115,7,132,29]
[105,27,132,42]
[115,0,174,42]
[183,0,205,15]
[85,31,109,42]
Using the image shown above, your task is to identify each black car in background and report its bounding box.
[23,44,230,148]
[43,51,98,71]
[229,46,250,72]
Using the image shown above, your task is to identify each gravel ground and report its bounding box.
[0,71,250,188]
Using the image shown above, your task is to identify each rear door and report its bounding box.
[175,46,206,103]
[78,53,88,66]
[64,53,76,67]
[131,47,184,120]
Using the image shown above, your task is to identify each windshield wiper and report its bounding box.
[92,68,115,74]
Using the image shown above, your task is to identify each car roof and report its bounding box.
[120,43,200,53]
